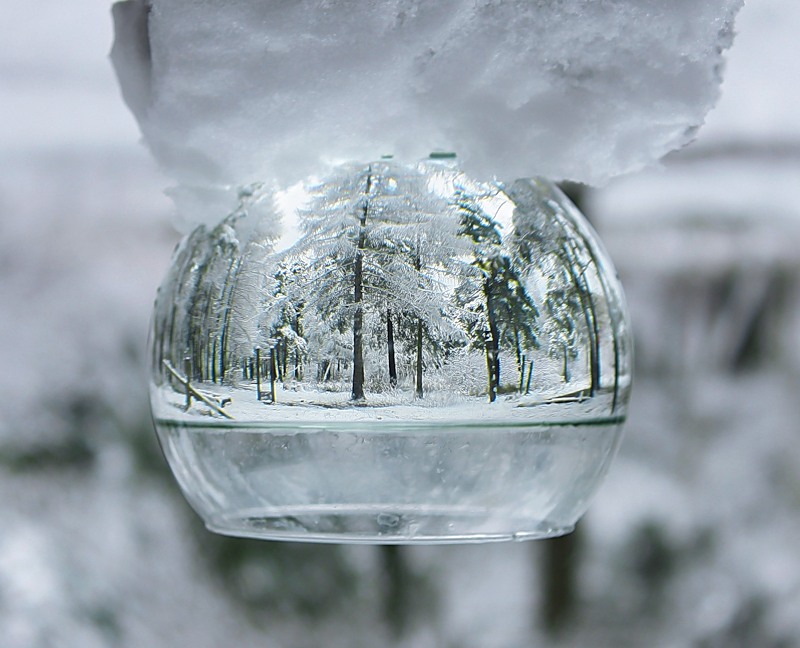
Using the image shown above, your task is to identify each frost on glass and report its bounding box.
[149,161,632,543]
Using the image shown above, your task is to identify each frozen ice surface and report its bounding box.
[111,0,743,225]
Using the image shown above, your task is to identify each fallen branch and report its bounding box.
[162,360,234,420]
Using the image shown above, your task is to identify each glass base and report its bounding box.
[155,416,622,544]
[206,505,574,544]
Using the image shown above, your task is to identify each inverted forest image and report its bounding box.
[151,161,631,423]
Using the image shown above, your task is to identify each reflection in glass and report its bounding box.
[149,160,632,543]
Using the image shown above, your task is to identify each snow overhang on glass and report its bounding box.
[149,162,632,543]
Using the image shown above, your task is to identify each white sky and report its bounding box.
[0,0,139,152]
[0,0,797,156]
[700,0,800,144]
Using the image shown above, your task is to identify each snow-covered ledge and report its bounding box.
[111,0,743,227]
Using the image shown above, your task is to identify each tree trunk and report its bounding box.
[270,347,277,403]
[218,256,241,385]
[255,348,262,400]
[387,309,397,388]
[489,316,501,394]
[562,242,599,396]
[555,185,612,400]
[539,525,584,636]
[275,340,284,382]
[211,338,217,383]
[484,330,497,403]
[192,338,203,381]
[320,359,333,383]
[485,276,501,398]
[351,170,371,401]
[525,360,534,394]
[566,183,622,408]
[352,290,364,400]
[293,312,303,381]
[380,545,413,638]
[415,318,424,399]
[183,357,192,410]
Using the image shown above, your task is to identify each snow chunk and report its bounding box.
[111,0,743,224]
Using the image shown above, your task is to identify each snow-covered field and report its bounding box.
[152,379,622,425]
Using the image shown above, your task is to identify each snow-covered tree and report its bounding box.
[259,258,307,383]
[191,219,241,382]
[152,216,242,384]
[288,161,464,400]
[543,264,583,383]
[507,178,629,409]
[287,163,375,400]
[371,161,465,398]
[150,223,211,383]
[151,184,282,390]
[452,180,540,402]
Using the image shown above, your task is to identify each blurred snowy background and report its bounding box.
[1,1,800,646]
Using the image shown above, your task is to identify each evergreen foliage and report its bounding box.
[452,182,540,401]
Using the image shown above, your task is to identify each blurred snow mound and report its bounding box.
[111,0,742,225]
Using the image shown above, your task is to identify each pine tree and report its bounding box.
[507,178,628,407]
[452,180,540,402]
[177,218,241,382]
[290,164,383,400]
[543,266,582,383]
[151,223,210,384]
[263,259,307,384]
[376,162,464,399]
[290,161,463,400]
[197,186,281,387]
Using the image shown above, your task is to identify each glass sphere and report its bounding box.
[149,160,632,543]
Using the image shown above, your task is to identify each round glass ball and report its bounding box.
[149,160,632,543]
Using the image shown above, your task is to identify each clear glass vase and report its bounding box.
[149,159,632,543]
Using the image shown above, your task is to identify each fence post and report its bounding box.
[184,356,192,410]
[270,346,277,403]
[526,361,534,394]
[255,347,262,401]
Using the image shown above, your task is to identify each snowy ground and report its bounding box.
[152,380,621,425]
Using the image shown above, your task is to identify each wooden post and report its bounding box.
[270,346,277,403]
[525,360,534,395]
[211,338,217,384]
[184,357,192,410]
[255,347,262,401]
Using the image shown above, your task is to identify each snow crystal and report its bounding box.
[111,0,743,225]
